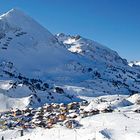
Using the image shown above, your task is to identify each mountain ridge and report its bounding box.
[0,9,140,111]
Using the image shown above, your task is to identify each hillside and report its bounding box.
[0,9,140,111]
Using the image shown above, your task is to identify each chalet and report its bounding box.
[36,121,46,128]
[47,116,58,124]
[80,111,89,118]
[13,109,23,117]
[64,119,80,129]
[67,102,79,110]
[88,109,99,116]
[31,109,37,114]
[21,122,32,129]
[67,112,78,119]
[43,112,50,118]
[34,115,44,120]
[100,107,113,113]
[46,122,53,128]
[44,105,53,112]
[52,103,60,110]
[57,113,66,121]
[24,112,34,118]
[136,99,140,105]
[60,106,67,113]
[0,119,5,126]
[69,109,77,114]
[45,113,56,120]
[23,108,33,114]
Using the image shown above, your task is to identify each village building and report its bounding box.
[44,105,53,112]
[60,106,68,114]
[57,113,67,121]
[63,119,80,129]
[67,112,78,119]
[88,109,99,116]
[60,103,65,108]
[67,102,79,110]
[13,109,23,117]
[100,107,113,113]
[80,110,89,118]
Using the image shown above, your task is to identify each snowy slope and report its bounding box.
[56,33,128,65]
[0,9,75,78]
[56,34,140,94]
[0,9,140,111]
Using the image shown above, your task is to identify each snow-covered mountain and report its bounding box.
[0,9,140,111]
[0,8,75,78]
[56,33,128,65]
[129,61,140,67]
[56,33,140,93]
[129,61,140,72]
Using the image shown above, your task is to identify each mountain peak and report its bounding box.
[0,8,55,42]
[0,8,34,29]
[0,8,26,18]
[6,8,23,14]
[0,8,72,78]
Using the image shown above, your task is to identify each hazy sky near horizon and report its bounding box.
[0,0,140,61]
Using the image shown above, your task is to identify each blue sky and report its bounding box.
[0,0,140,61]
